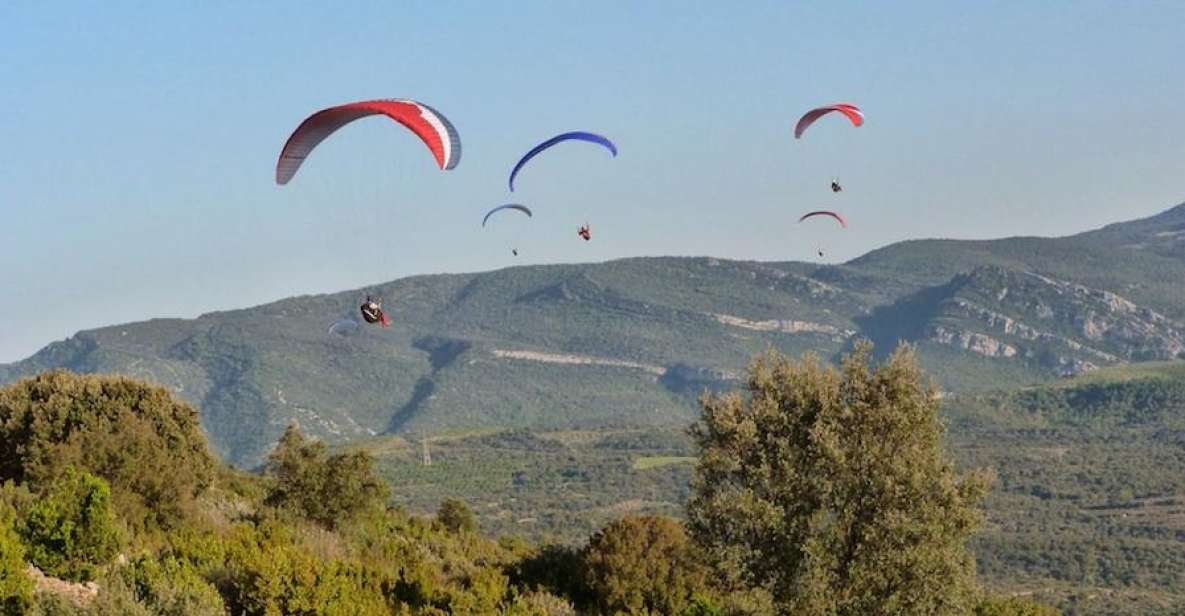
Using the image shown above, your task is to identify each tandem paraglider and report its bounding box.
[360,296,391,328]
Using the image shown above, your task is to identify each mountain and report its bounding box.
[3,202,1184,466]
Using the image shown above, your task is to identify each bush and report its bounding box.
[0,502,32,616]
[21,468,122,582]
[118,555,225,616]
[504,589,577,615]
[437,498,477,534]
[222,522,389,615]
[264,425,387,529]
[975,596,1060,616]
[583,515,712,616]
[0,371,215,530]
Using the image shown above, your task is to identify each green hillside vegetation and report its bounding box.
[366,360,1185,614]
[0,355,1058,614]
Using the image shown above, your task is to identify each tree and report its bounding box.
[264,425,387,529]
[583,515,712,616]
[688,343,992,615]
[21,468,122,582]
[437,498,477,534]
[0,371,215,530]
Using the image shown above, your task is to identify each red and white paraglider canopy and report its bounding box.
[276,99,461,185]
[794,103,864,139]
[798,210,848,228]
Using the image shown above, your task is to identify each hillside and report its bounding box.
[365,362,1185,614]
[3,202,1185,466]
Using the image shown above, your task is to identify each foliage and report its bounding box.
[117,555,226,616]
[974,596,1060,616]
[681,594,725,616]
[0,502,32,616]
[221,521,390,616]
[437,498,477,533]
[509,543,590,607]
[688,343,992,614]
[0,371,215,530]
[264,424,387,529]
[21,468,122,582]
[502,589,577,615]
[583,515,713,615]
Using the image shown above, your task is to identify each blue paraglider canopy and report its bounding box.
[508,132,617,192]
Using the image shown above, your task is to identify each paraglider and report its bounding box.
[482,204,533,256]
[360,296,391,328]
[508,132,617,192]
[801,212,848,259]
[831,178,843,193]
[577,224,592,241]
[276,99,461,185]
[327,318,360,336]
[794,103,863,139]
[798,210,847,228]
[481,204,533,227]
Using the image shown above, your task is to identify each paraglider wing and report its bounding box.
[508,132,617,192]
[793,103,864,139]
[276,99,461,185]
[481,204,533,227]
[798,210,848,228]
[327,318,360,336]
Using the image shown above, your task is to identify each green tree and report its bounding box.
[437,498,477,534]
[688,343,991,615]
[583,515,712,616]
[264,425,388,529]
[0,502,32,616]
[21,468,122,582]
[0,371,215,530]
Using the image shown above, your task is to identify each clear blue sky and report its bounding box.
[2,1,1183,362]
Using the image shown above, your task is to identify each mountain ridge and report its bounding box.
[3,202,1184,466]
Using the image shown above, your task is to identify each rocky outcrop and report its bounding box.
[710,313,855,338]
[930,326,1018,358]
[27,564,99,608]
[492,349,666,376]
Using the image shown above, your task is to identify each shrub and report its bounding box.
[583,515,712,616]
[437,498,477,534]
[0,502,32,616]
[0,372,215,531]
[21,468,122,582]
[264,425,387,529]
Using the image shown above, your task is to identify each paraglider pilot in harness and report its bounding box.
[360,296,391,328]
[577,224,591,241]
[831,178,842,193]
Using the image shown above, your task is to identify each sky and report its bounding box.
[2,1,1183,363]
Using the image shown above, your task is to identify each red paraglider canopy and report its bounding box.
[798,210,848,228]
[794,103,864,139]
[276,99,461,185]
